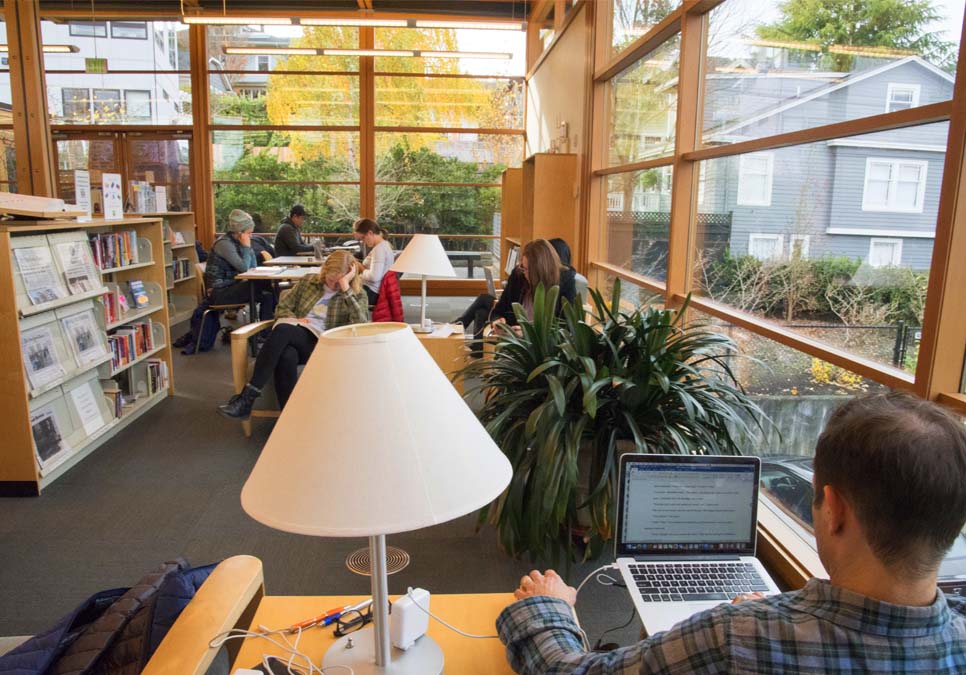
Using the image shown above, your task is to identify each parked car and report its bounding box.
[760,456,966,597]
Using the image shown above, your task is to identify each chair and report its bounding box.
[196,262,248,354]
[230,319,279,438]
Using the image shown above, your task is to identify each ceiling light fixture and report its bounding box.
[223,46,510,59]
[324,48,415,57]
[0,44,80,53]
[420,50,511,59]
[223,47,317,56]
[182,16,294,25]
[414,20,525,30]
[301,18,408,27]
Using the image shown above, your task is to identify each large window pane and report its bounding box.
[127,138,191,210]
[374,27,526,77]
[375,132,521,183]
[210,74,359,126]
[47,74,190,125]
[213,130,360,183]
[604,166,673,282]
[55,138,118,200]
[214,183,359,234]
[607,34,679,166]
[375,76,523,129]
[375,185,500,278]
[611,0,680,56]
[0,128,15,191]
[207,25,359,73]
[43,20,189,72]
[702,0,962,147]
[692,123,947,373]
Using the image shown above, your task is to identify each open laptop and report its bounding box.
[615,454,781,635]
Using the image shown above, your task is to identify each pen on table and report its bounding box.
[287,604,351,632]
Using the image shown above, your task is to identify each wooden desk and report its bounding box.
[234,593,515,674]
[236,267,320,319]
[416,332,469,394]
[265,256,324,266]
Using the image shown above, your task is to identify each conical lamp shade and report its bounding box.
[390,234,457,278]
[241,323,511,537]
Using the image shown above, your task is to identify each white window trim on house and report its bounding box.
[868,238,903,268]
[748,233,783,261]
[790,234,810,259]
[885,83,921,113]
[737,152,774,207]
[861,157,928,213]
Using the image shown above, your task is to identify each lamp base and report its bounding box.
[410,323,433,334]
[322,626,444,674]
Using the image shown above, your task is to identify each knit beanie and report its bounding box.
[228,209,255,233]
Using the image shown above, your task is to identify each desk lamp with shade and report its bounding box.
[390,234,456,333]
[241,322,512,675]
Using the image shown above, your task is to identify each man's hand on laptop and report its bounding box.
[513,570,578,606]
[731,591,766,605]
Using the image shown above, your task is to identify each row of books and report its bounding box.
[99,357,168,419]
[172,258,192,280]
[146,359,170,395]
[100,279,152,325]
[89,230,139,270]
[107,319,155,373]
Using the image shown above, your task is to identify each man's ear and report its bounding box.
[820,484,849,535]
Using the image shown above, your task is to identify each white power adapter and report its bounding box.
[390,588,430,650]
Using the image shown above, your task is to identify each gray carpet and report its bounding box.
[0,303,640,652]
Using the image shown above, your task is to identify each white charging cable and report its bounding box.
[209,624,354,675]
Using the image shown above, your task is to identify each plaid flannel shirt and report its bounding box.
[497,579,966,674]
[274,275,368,329]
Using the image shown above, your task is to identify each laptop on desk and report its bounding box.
[615,454,781,635]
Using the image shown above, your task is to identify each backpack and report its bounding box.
[180,302,223,355]
[0,559,216,675]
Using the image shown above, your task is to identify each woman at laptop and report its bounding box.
[353,218,394,305]
[217,250,368,420]
[455,238,576,348]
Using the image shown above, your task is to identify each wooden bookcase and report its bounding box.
[0,216,173,496]
[502,153,579,272]
[135,212,199,329]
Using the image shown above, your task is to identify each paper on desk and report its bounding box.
[252,266,283,274]
[431,324,455,338]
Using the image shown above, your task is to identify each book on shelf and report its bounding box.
[53,240,100,295]
[129,279,150,309]
[20,324,66,391]
[14,246,69,306]
[107,319,155,371]
[173,231,186,245]
[61,309,108,368]
[100,380,123,418]
[88,230,139,270]
[146,358,169,395]
[172,258,192,281]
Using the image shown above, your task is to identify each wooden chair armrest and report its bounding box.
[231,320,275,342]
[143,555,265,675]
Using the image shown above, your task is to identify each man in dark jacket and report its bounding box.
[275,204,315,257]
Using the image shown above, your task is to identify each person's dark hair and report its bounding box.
[353,218,382,236]
[548,238,572,267]
[521,239,561,299]
[814,392,966,575]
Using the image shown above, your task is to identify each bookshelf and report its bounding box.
[0,216,173,496]
[135,212,199,329]
[500,168,522,281]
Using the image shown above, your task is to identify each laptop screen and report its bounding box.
[615,454,761,558]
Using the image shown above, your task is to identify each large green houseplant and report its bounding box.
[463,280,766,564]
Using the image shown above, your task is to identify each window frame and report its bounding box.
[868,237,903,268]
[68,21,107,38]
[61,87,91,123]
[885,83,921,113]
[861,157,929,214]
[110,21,149,40]
[736,152,774,207]
[123,90,152,121]
[748,233,783,261]
[92,88,122,121]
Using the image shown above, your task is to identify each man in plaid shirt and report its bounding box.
[497,393,966,674]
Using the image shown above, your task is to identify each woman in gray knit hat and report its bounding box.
[204,209,276,321]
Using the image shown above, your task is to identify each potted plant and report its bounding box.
[462,280,766,564]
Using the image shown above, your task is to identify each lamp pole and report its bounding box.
[370,534,391,666]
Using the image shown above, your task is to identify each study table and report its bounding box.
[142,555,516,675]
[236,266,320,320]
[264,256,324,267]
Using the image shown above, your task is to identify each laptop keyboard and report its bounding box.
[629,562,770,602]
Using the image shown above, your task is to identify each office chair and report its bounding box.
[195,262,248,354]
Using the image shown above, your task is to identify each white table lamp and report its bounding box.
[241,322,511,675]
[390,234,456,333]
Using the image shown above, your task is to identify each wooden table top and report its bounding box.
[236,266,320,281]
[264,256,324,266]
[233,592,516,674]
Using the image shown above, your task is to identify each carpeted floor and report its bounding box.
[0,299,640,652]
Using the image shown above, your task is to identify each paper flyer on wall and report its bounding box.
[68,381,107,436]
[54,240,101,294]
[61,310,107,367]
[74,170,92,219]
[102,173,123,220]
[30,405,70,471]
[21,325,66,391]
[155,185,167,212]
[13,246,69,306]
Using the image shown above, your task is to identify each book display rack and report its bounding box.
[0,216,173,496]
[142,212,199,329]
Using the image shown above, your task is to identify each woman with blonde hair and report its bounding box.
[218,250,369,420]
[490,238,576,334]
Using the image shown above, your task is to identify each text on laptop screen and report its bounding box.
[621,462,757,555]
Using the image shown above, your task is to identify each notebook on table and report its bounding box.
[615,454,781,635]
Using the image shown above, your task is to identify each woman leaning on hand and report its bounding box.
[217,250,369,420]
